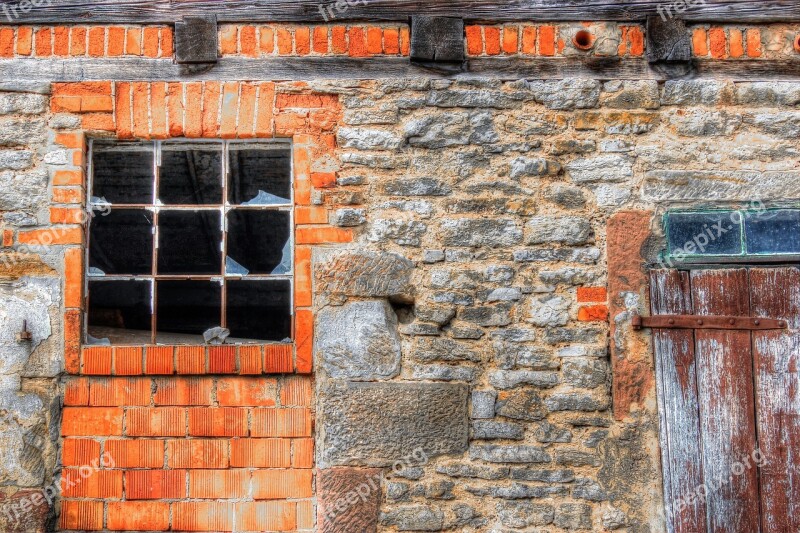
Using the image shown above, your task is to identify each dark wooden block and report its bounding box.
[175,15,218,64]
[646,16,692,63]
[410,16,464,62]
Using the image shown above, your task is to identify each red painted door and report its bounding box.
[651,268,800,533]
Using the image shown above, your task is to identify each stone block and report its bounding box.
[318,467,381,533]
[380,505,444,531]
[0,490,49,533]
[497,501,555,528]
[440,218,522,248]
[525,79,601,110]
[525,216,594,245]
[316,251,414,304]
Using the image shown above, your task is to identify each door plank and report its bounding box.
[690,269,761,533]
[650,269,707,533]
[750,268,800,533]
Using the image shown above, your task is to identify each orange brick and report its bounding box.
[295,206,328,225]
[51,95,81,113]
[219,25,238,54]
[81,112,114,132]
[143,26,160,57]
[52,186,83,204]
[218,377,278,407]
[237,83,257,138]
[73,149,86,166]
[132,81,150,138]
[50,206,83,224]
[202,81,221,137]
[168,439,229,469]
[276,93,338,109]
[54,80,113,97]
[80,95,114,112]
[107,501,170,531]
[125,469,186,499]
[729,28,744,58]
[240,25,257,56]
[251,408,311,437]
[230,438,291,468]
[150,82,168,138]
[184,82,203,138]
[59,500,103,530]
[366,26,382,55]
[264,344,294,373]
[89,377,150,406]
[260,25,275,54]
[146,345,174,374]
[62,438,100,466]
[116,81,133,139]
[189,469,249,498]
[331,25,347,54]
[154,377,213,405]
[15,26,32,56]
[126,27,142,55]
[105,439,165,468]
[107,26,125,56]
[502,26,519,54]
[312,26,328,53]
[114,346,144,375]
[172,502,234,532]
[189,407,248,437]
[309,171,336,188]
[709,27,727,59]
[746,28,762,57]
[160,27,174,57]
[383,27,400,54]
[0,28,14,57]
[484,26,501,55]
[18,227,82,246]
[348,26,368,57]
[577,287,608,303]
[295,26,311,55]
[277,27,293,54]
[87,26,105,56]
[82,347,112,375]
[295,309,313,374]
[252,469,312,499]
[176,345,205,374]
[294,246,312,308]
[209,345,237,373]
[64,310,81,374]
[255,82,275,137]
[297,500,314,529]
[64,246,82,309]
[62,468,122,498]
[239,345,263,374]
[693,27,709,56]
[236,501,296,532]
[400,26,410,55]
[539,25,555,55]
[280,376,312,407]
[65,378,90,406]
[521,25,537,54]
[167,82,185,137]
[578,304,609,322]
[126,407,187,437]
[219,81,239,139]
[55,131,84,149]
[34,27,51,56]
[628,26,644,56]
[292,438,314,468]
[295,226,353,244]
[62,407,123,436]
[466,25,483,55]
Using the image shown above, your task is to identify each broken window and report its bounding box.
[87,140,293,344]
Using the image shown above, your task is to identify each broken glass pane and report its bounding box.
[156,280,222,344]
[159,143,223,205]
[225,256,250,276]
[666,211,743,257]
[158,210,222,275]
[92,142,154,204]
[88,280,152,344]
[226,280,291,342]
[228,144,292,205]
[89,209,153,275]
[227,210,291,274]
[745,209,800,255]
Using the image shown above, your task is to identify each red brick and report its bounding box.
[280,375,312,407]
[61,468,122,498]
[384,27,400,54]
[295,26,311,55]
[143,26,160,57]
[709,27,727,59]
[313,26,328,53]
[69,27,87,56]
[167,82,185,137]
[276,27,293,54]
[172,502,234,532]
[126,27,142,55]
[126,407,186,437]
[294,246,312,308]
[578,304,609,322]
[295,226,353,244]
[729,28,744,58]
[297,500,314,529]
[260,25,275,54]
[484,26,501,55]
[628,26,644,56]
[539,25,555,55]
[132,81,150,138]
[208,345,237,373]
[154,377,213,405]
[18,227,82,246]
[0,28,14,57]
[189,407,248,437]
[746,28,762,57]
[82,112,115,131]
[218,377,278,407]
[693,27,709,56]
[34,27,52,56]
[230,438,291,468]
[176,345,205,374]
[252,469,312,499]
[116,81,133,139]
[255,82,275,137]
[466,25,483,55]
[104,439,164,468]
[184,82,203,138]
[89,377,150,406]
[295,309,313,374]
[522,26,537,54]
[146,345,174,374]
[189,469,248,499]
[107,26,125,56]
[219,81,239,139]
[87,26,104,57]
[239,345,263,374]
[292,438,314,468]
[125,469,186,499]
[150,82,168,139]
[295,206,329,225]
[82,347,112,375]
[502,26,519,54]
[236,501,296,532]
[167,439,229,469]
[366,26,382,55]
[59,500,103,530]
[2,228,12,247]
[219,25,238,54]
[114,346,144,375]
[577,287,607,303]
[264,344,294,373]
[348,26,368,57]
[160,27,174,57]
[251,408,312,437]
[107,501,170,531]
[237,83,257,138]
[62,438,100,466]
[53,79,111,97]
[331,25,347,54]
[52,186,84,204]
[53,170,82,186]
[240,25,257,56]
[65,378,90,406]
[15,26,32,56]
[62,407,123,436]
[64,310,81,374]
[400,26,410,55]
[50,207,82,224]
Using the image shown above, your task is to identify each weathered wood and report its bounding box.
[650,269,706,533]
[646,16,692,63]
[174,15,218,64]
[690,269,760,533]
[0,56,799,83]
[0,0,799,23]
[410,16,464,63]
[749,268,800,533]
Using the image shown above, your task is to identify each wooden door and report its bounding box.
[651,268,800,533]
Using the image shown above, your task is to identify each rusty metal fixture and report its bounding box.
[631,312,788,331]
[572,30,595,51]
[794,34,800,53]
[17,320,32,342]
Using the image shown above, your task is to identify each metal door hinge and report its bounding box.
[632,313,788,331]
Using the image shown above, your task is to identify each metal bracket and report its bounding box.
[632,313,788,331]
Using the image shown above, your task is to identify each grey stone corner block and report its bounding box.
[319,381,470,468]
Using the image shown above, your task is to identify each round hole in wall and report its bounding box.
[573,30,595,50]
[794,34,800,53]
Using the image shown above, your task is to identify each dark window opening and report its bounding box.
[87,140,293,345]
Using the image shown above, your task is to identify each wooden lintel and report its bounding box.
[0,0,799,24]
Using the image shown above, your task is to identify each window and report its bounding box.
[86,140,293,345]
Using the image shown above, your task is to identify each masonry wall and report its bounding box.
[0,17,799,533]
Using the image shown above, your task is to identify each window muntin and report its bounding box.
[86,139,293,345]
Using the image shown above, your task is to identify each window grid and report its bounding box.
[85,138,294,345]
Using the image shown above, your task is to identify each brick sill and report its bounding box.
[76,344,300,375]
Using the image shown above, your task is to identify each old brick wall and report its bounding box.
[0,17,798,533]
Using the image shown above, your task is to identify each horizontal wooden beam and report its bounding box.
[0,56,798,83]
[0,0,798,24]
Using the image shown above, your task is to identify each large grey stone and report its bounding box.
[661,80,733,106]
[378,177,451,196]
[337,127,402,150]
[509,157,562,178]
[527,295,570,327]
[735,82,800,106]
[670,110,742,136]
[601,80,660,110]
[554,503,593,530]
[489,370,560,389]
[566,155,633,183]
[513,248,600,264]
[525,216,594,245]
[643,170,800,201]
[320,381,469,467]
[404,111,497,148]
[525,79,601,110]
[440,218,522,247]
[0,119,45,147]
[315,301,402,381]
[316,250,414,304]
[469,444,551,463]
[495,388,547,421]
[368,219,427,246]
[0,93,47,115]
[0,150,33,171]
[380,505,444,531]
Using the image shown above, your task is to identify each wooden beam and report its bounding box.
[0,0,799,24]
[0,56,799,83]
